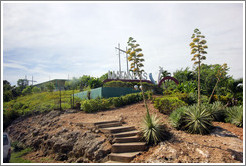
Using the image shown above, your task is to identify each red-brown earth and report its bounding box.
[8,100,244,163]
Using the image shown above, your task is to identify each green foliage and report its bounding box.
[104,80,155,91]
[22,86,33,95]
[154,96,187,114]
[141,113,166,145]
[32,87,41,93]
[170,104,213,135]
[80,92,144,113]
[169,107,187,129]
[10,147,32,163]
[3,90,79,130]
[45,82,55,92]
[207,101,226,122]
[183,104,213,134]
[225,106,243,127]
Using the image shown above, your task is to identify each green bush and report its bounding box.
[80,92,144,113]
[169,106,187,129]
[104,81,156,92]
[112,97,124,107]
[225,106,243,127]
[154,96,187,114]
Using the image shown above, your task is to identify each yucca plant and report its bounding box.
[141,113,165,145]
[209,101,226,122]
[225,106,243,127]
[169,106,187,130]
[184,105,213,135]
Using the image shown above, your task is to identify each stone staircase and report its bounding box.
[93,120,146,163]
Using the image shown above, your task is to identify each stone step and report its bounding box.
[96,122,122,128]
[109,152,141,162]
[105,160,122,163]
[101,126,135,134]
[113,130,140,138]
[112,142,146,153]
[113,135,141,143]
[93,120,120,126]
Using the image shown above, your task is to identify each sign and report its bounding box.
[108,71,148,80]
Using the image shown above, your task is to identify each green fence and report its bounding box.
[74,87,140,100]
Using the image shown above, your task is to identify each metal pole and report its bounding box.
[118,43,121,72]
[126,47,129,73]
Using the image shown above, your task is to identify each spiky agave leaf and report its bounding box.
[141,113,165,145]
[184,105,213,135]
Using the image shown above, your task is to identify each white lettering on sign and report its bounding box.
[108,71,148,80]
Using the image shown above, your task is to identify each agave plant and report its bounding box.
[225,106,243,127]
[184,104,213,135]
[209,101,226,122]
[169,106,187,130]
[141,113,165,145]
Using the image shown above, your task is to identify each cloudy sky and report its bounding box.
[2,2,244,86]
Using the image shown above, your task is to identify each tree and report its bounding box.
[17,79,28,91]
[22,86,33,95]
[88,77,102,89]
[159,67,171,89]
[32,86,41,93]
[208,63,228,103]
[46,82,55,92]
[190,28,208,106]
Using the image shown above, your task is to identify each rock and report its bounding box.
[55,153,68,161]
[195,148,210,158]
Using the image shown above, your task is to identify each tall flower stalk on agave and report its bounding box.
[126,37,164,145]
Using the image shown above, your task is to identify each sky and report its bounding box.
[2,1,244,86]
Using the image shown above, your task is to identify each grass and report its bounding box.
[10,147,33,163]
[3,90,80,129]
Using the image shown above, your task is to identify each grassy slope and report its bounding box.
[3,90,80,129]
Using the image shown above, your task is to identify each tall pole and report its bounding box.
[118,43,121,72]
[126,47,129,73]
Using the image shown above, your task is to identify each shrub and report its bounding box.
[104,81,155,92]
[112,97,124,107]
[154,96,187,114]
[141,113,166,145]
[207,101,226,122]
[184,105,213,135]
[169,106,187,129]
[225,106,243,127]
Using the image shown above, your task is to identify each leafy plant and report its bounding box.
[184,104,213,134]
[169,106,187,130]
[154,96,187,114]
[141,113,165,145]
[208,101,226,122]
[225,106,243,127]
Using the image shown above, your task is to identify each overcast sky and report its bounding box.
[2,2,244,86]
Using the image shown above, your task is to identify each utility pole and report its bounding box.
[28,76,37,85]
[115,44,129,73]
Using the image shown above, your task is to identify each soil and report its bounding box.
[11,100,243,163]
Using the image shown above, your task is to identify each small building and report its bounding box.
[34,79,69,91]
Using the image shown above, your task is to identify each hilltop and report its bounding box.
[6,100,243,163]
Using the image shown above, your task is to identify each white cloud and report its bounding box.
[2,2,244,85]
